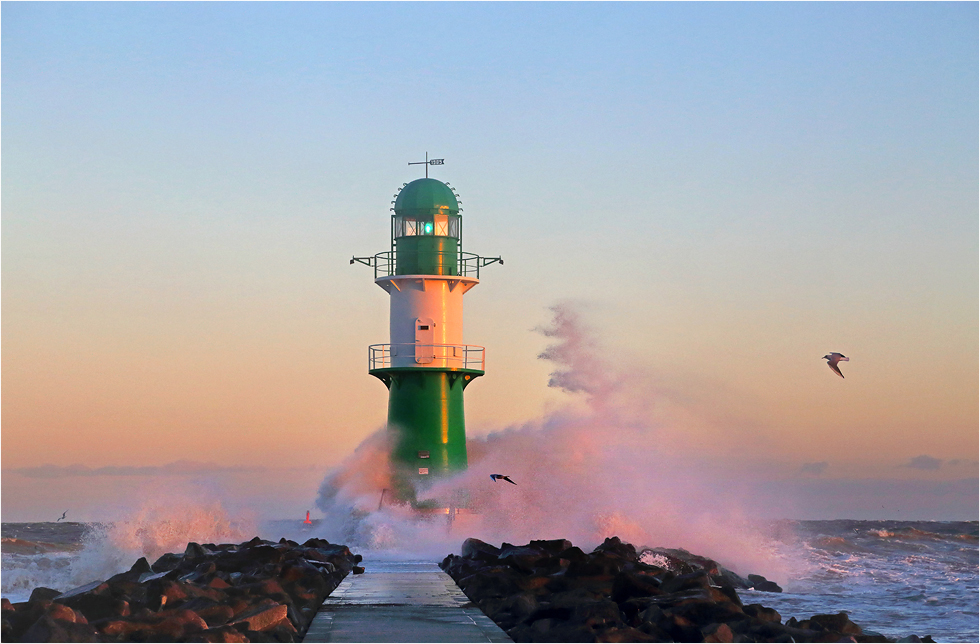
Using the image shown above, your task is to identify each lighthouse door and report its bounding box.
[415,317,435,364]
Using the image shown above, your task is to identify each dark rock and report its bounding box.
[529,539,574,557]
[667,597,744,625]
[246,545,285,566]
[660,613,704,642]
[56,593,130,622]
[352,566,365,575]
[565,555,622,579]
[708,585,741,607]
[743,603,781,622]
[659,569,711,594]
[498,544,549,573]
[458,567,522,599]
[637,548,699,575]
[45,602,82,624]
[747,573,783,593]
[636,618,674,641]
[28,588,62,604]
[21,615,100,642]
[592,537,638,563]
[709,567,752,590]
[558,546,590,563]
[702,622,734,643]
[610,570,663,604]
[152,552,185,573]
[809,611,862,635]
[183,542,209,560]
[462,538,502,561]
[233,603,288,631]
[190,625,250,642]
[53,581,108,600]
[198,604,236,627]
[570,598,624,631]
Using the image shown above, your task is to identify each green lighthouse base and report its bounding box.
[370,367,482,505]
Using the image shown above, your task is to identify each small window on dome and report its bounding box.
[433,215,449,236]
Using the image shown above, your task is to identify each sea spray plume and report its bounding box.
[316,428,394,515]
[423,303,795,580]
[67,496,254,589]
[314,303,797,581]
[313,431,473,557]
[536,304,627,409]
[314,429,429,549]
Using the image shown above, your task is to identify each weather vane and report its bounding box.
[408,152,444,178]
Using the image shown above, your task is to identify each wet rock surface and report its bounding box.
[1,537,358,643]
[441,537,936,643]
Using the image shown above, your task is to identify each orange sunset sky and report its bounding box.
[3,3,977,521]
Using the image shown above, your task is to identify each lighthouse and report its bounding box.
[352,162,501,504]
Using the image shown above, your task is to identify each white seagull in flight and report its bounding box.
[822,353,849,379]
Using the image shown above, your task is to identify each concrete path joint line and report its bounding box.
[303,562,512,643]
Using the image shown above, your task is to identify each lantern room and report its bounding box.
[391,178,462,276]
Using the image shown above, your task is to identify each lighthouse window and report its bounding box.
[393,217,418,237]
[393,215,460,239]
[418,325,429,330]
[433,215,449,236]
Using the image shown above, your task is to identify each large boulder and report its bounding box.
[461,538,502,561]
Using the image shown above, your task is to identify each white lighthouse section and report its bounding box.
[372,275,483,370]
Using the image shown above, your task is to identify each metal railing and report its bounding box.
[368,343,485,371]
[351,251,502,279]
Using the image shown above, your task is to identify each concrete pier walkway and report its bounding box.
[303,561,512,643]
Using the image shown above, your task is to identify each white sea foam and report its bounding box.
[1,496,255,600]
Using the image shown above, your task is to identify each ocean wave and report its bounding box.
[1,537,62,555]
[812,536,869,553]
[868,527,978,542]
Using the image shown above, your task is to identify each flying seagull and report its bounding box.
[490,474,517,485]
[822,353,849,379]
[57,511,67,522]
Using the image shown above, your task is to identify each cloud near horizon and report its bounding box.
[800,461,829,475]
[900,455,944,471]
[13,460,270,479]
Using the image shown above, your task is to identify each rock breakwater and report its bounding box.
[440,536,935,643]
[1,536,360,643]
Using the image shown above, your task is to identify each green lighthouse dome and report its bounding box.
[394,178,459,217]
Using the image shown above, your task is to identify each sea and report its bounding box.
[2,519,977,642]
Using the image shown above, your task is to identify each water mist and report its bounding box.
[315,304,796,582]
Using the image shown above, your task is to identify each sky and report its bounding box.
[2,2,977,522]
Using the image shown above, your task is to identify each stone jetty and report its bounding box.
[440,536,936,643]
[1,537,360,642]
[2,534,940,643]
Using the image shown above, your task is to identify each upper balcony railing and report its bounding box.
[368,343,485,371]
[350,251,502,279]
